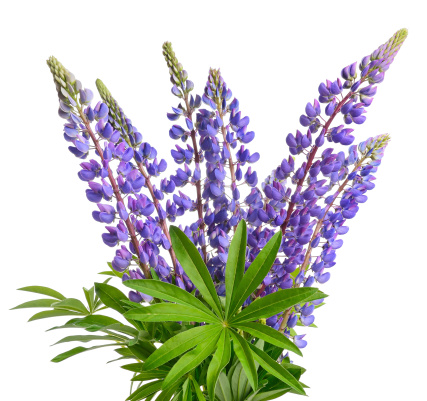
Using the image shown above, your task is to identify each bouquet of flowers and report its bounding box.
[13,28,407,400]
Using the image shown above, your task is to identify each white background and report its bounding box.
[1,1,426,400]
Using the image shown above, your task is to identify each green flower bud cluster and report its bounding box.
[46,56,81,104]
[96,79,132,135]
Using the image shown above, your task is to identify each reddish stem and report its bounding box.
[184,97,208,264]
[280,91,354,235]
[78,108,151,279]
[137,164,178,271]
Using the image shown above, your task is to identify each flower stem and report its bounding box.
[280,90,355,234]
[78,107,151,279]
[277,156,366,333]
[184,96,208,264]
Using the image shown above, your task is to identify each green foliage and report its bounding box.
[123,220,327,399]
[13,220,328,400]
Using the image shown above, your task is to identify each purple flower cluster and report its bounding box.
[47,28,406,352]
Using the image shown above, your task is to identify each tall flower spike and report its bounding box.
[47,57,154,283]
[95,79,179,277]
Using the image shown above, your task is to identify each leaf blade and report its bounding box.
[123,279,217,319]
[94,282,127,314]
[123,303,220,323]
[17,285,65,300]
[225,220,247,318]
[51,298,89,314]
[144,324,222,371]
[234,322,302,356]
[28,310,81,322]
[229,231,282,317]
[170,226,222,317]
[52,334,121,345]
[231,288,319,324]
[51,343,117,362]
[162,329,221,389]
[207,329,231,400]
[229,330,258,391]
[248,343,305,395]
[11,299,58,310]
[126,380,163,401]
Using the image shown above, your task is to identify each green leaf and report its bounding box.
[131,370,168,381]
[248,343,305,395]
[246,389,289,401]
[232,363,250,401]
[234,322,302,356]
[182,378,191,401]
[124,303,220,323]
[123,279,217,319]
[17,286,65,300]
[52,334,121,345]
[207,329,231,400]
[106,261,124,278]
[126,380,163,401]
[103,323,139,337]
[144,324,222,371]
[28,310,81,322]
[66,315,122,330]
[281,363,306,381]
[215,372,232,401]
[229,231,282,317]
[83,286,95,313]
[94,282,128,314]
[191,377,205,401]
[225,220,247,318]
[51,343,117,362]
[231,288,319,324]
[97,271,116,276]
[162,329,221,389]
[229,330,258,391]
[121,362,146,373]
[51,298,89,314]
[301,290,328,303]
[11,299,58,310]
[155,381,183,401]
[169,226,223,317]
[128,342,157,362]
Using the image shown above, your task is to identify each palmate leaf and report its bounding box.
[169,226,223,317]
[123,303,220,323]
[162,223,315,399]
